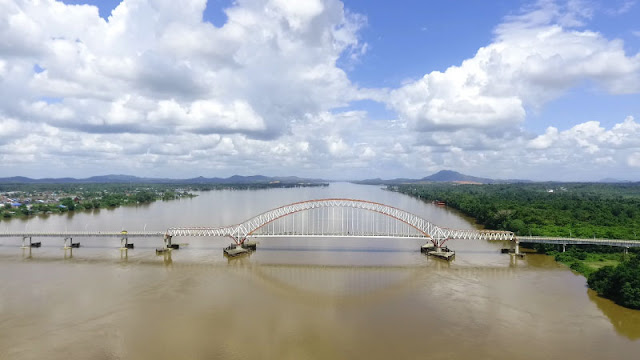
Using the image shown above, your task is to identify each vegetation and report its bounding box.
[588,256,640,309]
[391,182,640,309]
[0,182,328,221]
[529,244,633,276]
[391,183,640,239]
[0,184,193,220]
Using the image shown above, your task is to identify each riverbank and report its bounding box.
[1,182,328,221]
[1,185,194,221]
[390,183,640,309]
[525,244,624,276]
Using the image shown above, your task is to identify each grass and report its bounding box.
[548,249,625,277]
[584,259,620,271]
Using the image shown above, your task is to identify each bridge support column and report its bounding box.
[511,238,525,258]
[120,236,134,249]
[156,234,175,254]
[562,243,566,253]
[425,237,455,261]
[64,237,80,249]
[164,234,178,249]
[21,236,41,248]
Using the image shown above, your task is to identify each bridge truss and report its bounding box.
[167,198,514,246]
[2,199,640,254]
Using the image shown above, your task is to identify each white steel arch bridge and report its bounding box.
[3,198,638,254]
[167,198,515,247]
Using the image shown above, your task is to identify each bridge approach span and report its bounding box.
[0,231,165,238]
[518,236,640,248]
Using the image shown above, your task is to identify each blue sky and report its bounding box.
[1,0,640,180]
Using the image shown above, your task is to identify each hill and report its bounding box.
[355,170,529,185]
[0,174,327,185]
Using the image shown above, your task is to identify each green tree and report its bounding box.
[60,197,76,211]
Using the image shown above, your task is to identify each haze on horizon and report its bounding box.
[1,0,639,182]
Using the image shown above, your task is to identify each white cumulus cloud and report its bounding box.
[0,0,639,181]
[389,0,640,131]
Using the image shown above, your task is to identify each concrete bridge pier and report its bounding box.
[510,238,525,258]
[423,237,455,260]
[120,235,134,250]
[21,236,41,248]
[164,234,179,249]
[156,234,174,254]
[562,243,566,252]
[63,237,80,249]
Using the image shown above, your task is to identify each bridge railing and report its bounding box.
[517,236,640,247]
[0,231,165,238]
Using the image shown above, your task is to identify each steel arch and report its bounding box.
[167,198,515,244]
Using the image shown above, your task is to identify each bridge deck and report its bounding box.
[0,231,165,238]
[1,232,638,247]
[248,234,426,239]
[517,236,640,248]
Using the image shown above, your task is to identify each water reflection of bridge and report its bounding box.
[1,199,639,257]
[6,246,536,308]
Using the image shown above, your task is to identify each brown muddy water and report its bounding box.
[0,183,638,359]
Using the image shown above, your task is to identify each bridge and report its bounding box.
[517,236,640,252]
[1,198,638,257]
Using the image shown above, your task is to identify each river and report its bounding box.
[0,183,638,359]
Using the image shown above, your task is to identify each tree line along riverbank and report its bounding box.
[391,183,640,309]
[0,183,197,220]
[0,182,328,220]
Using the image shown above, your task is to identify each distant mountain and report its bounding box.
[0,176,38,183]
[86,175,151,183]
[356,170,530,185]
[355,177,418,185]
[599,178,632,183]
[421,170,493,183]
[0,174,327,185]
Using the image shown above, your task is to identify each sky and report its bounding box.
[1,0,640,181]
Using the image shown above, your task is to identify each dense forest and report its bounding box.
[391,183,640,239]
[588,256,640,309]
[391,182,640,309]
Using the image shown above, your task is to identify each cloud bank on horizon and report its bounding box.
[0,0,639,181]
